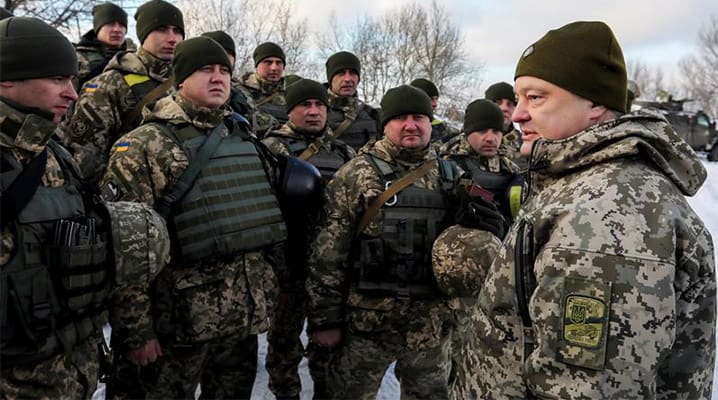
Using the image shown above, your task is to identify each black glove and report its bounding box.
[455,195,505,239]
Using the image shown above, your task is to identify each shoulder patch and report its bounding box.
[85,83,98,93]
[115,141,130,152]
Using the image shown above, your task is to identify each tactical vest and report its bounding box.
[1,141,110,367]
[257,100,288,125]
[274,135,352,182]
[352,155,455,299]
[160,122,287,266]
[452,155,524,222]
[327,105,380,151]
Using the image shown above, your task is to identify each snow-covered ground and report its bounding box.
[94,158,718,400]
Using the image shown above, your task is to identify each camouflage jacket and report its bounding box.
[306,138,457,351]
[100,94,278,342]
[474,109,716,399]
[262,122,356,159]
[0,99,154,352]
[326,90,381,151]
[66,46,173,184]
[499,127,528,171]
[236,72,286,136]
[74,29,136,89]
[440,133,519,174]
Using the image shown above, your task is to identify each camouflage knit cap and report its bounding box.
[325,51,361,82]
[463,99,504,134]
[485,82,515,103]
[515,20,627,112]
[0,17,77,81]
[92,2,128,33]
[173,36,231,87]
[285,78,328,113]
[134,0,184,44]
[410,78,439,97]
[202,30,236,58]
[380,85,433,127]
[0,6,13,20]
[253,41,285,66]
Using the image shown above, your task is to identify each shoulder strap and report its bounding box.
[155,122,225,219]
[331,105,361,140]
[0,150,48,229]
[355,159,434,237]
[298,135,329,161]
[121,77,174,131]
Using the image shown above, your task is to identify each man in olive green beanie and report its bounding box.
[173,36,232,90]
[202,30,237,64]
[474,20,714,400]
[483,81,526,169]
[134,0,184,45]
[380,84,433,127]
[410,77,456,143]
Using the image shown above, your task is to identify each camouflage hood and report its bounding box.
[327,89,360,112]
[240,71,284,95]
[270,121,328,140]
[529,108,707,196]
[105,46,171,82]
[143,94,230,130]
[0,98,57,154]
[360,137,435,167]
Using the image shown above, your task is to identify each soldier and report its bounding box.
[237,41,288,137]
[475,21,716,398]
[262,78,355,399]
[440,99,523,229]
[0,17,169,399]
[410,78,454,143]
[100,36,288,399]
[74,2,136,89]
[485,81,528,170]
[66,0,184,184]
[324,51,381,151]
[305,85,503,399]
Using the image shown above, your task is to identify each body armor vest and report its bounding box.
[257,101,288,125]
[1,141,110,367]
[353,156,455,298]
[276,136,351,182]
[162,122,287,266]
[327,105,380,151]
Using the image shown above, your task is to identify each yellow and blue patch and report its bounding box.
[85,83,98,93]
[115,141,130,152]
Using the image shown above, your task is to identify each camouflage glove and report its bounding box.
[455,195,505,239]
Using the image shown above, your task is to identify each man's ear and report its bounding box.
[589,104,610,122]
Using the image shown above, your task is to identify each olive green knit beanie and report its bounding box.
[253,42,285,66]
[463,99,504,134]
[484,82,515,103]
[173,36,231,87]
[285,78,328,113]
[380,85,433,127]
[0,17,78,81]
[515,20,627,113]
[92,2,128,33]
[325,51,361,82]
[410,78,439,98]
[201,30,236,58]
[134,0,184,44]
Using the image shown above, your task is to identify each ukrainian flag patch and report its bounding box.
[115,141,130,152]
[85,83,98,93]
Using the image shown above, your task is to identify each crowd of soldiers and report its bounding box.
[1,1,715,399]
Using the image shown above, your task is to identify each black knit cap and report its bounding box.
[134,0,184,44]
[202,30,236,58]
[410,78,439,97]
[92,2,128,33]
[515,21,627,112]
[253,42,285,66]
[463,99,504,134]
[0,17,78,81]
[285,78,328,113]
[380,85,433,127]
[173,36,231,87]
[484,82,515,103]
[0,7,13,21]
[325,51,361,82]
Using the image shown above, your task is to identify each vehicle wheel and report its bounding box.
[709,146,718,162]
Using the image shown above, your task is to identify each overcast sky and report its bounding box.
[290,0,715,94]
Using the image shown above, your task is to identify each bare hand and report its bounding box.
[126,339,163,366]
[312,328,342,349]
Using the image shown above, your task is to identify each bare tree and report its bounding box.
[627,59,674,102]
[679,14,718,119]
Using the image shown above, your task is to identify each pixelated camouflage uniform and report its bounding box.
[100,94,282,399]
[66,46,173,184]
[474,109,716,399]
[236,72,287,138]
[326,90,381,152]
[431,225,501,400]
[306,138,458,400]
[74,30,136,90]
[262,122,355,398]
[0,100,164,399]
[499,126,528,171]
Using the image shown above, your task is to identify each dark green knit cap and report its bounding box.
[0,17,78,81]
[380,85,433,127]
[463,99,504,134]
[253,42,285,66]
[325,51,361,82]
[92,2,128,33]
[285,78,328,113]
[284,74,302,87]
[134,0,184,44]
[173,36,231,87]
[202,30,236,58]
[515,21,627,112]
[484,82,515,103]
[410,78,439,97]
